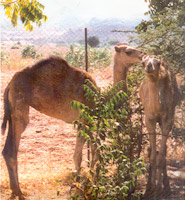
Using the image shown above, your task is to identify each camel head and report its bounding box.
[114,43,143,65]
[142,55,161,79]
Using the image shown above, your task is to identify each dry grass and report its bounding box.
[1,43,69,72]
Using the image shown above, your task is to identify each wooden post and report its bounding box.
[85,28,90,167]
[85,28,88,72]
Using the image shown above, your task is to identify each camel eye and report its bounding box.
[125,49,132,55]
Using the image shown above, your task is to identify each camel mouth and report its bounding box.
[145,69,153,73]
[145,71,155,75]
[145,72,158,80]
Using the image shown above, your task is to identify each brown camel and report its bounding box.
[113,43,143,90]
[1,56,97,200]
[139,56,179,198]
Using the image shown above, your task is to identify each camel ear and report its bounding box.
[142,55,148,60]
[156,59,161,67]
[142,55,148,65]
[115,46,121,52]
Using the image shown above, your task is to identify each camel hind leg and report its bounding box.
[2,97,29,200]
[144,118,157,198]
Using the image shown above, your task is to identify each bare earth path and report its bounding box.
[1,69,184,200]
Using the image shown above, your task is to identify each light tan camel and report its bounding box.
[113,43,143,90]
[139,56,179,198]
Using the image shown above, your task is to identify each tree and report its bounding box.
[87,36,100,47]
[135,0,185,73]
[1,0,47,31]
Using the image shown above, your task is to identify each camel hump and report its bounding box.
[30,56,70,71]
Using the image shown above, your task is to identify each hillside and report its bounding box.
[1,18,137,46]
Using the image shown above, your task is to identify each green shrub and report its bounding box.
[65,45,85,69]
[87,36,100,47]
[52,51,61,56]
[11,45,19,49]
[65,45,112,70]
[108,40,120,46]
[70,67,146,200]
[1,51,10,69]
[1,51,9,61]
[35,53,43,59]
[89,47,112,68]
[21,45,36,58]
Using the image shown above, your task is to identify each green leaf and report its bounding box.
[3,0,48,31]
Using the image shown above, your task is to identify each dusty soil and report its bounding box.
[0,68,184,200]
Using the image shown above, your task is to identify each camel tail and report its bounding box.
[1,87,11,135]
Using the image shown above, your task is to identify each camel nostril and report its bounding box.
[145,65,153,73]
[140,52,146,59]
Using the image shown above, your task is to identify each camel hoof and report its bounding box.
[10,192,16,200]
[143,187,156,199]
[71,171,81,183]
[19,196,26,200]
[162,186,172,198]
[10,192,25,200]
[10,193,25,200]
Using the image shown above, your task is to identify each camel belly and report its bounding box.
[29,88,80,123]
[30,101,79,123]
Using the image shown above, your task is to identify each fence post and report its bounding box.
[85,28,90,167]
[85,28,88,72]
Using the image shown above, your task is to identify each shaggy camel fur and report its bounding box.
[139,56,179,197]
[1,56,97,200]
[113,43,143,90]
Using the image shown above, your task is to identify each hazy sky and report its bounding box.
[0,0,149,30]
[40,0,149,21]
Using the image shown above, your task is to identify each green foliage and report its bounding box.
[21,45,36,58]
[144,0,183,16]
[135,1,185,74]
[11,44,19,49]
[65,45,112,70]
[70,67,146,200]
[65,45,85,69]
[52,51,61,56]
[108,40,120,46]
[87,36,100,47]
[1,51,10,69]
[1,51,10,61]
[1,0,48,31]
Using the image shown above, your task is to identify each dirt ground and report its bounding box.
[0,67,185,200]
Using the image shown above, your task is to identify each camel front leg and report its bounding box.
[90,142,99,169]
[73,135,86,173]
[156,137,167,191]
[145,118,157,196]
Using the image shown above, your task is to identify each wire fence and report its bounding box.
[1,18,185,200]
[1,23,136,88]
[1,22,184,151]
